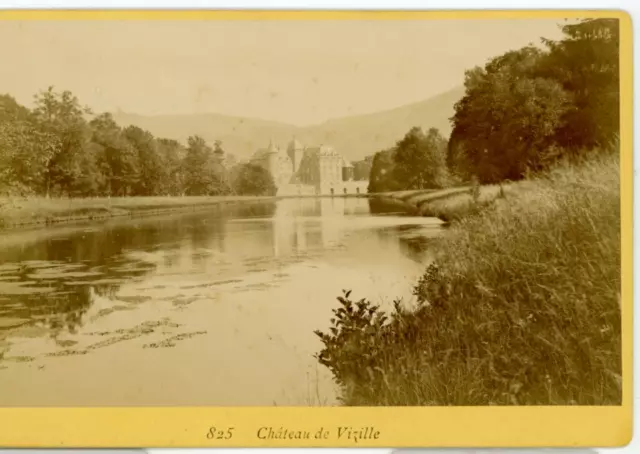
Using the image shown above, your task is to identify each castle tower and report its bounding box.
[265,139,280,179]
[287,137,305,174]
[341,157,354,181]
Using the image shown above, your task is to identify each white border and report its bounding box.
[0,1,634,10]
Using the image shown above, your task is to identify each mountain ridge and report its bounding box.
[112,85,465,162]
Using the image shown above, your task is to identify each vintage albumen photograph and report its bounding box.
[0,16,620,407]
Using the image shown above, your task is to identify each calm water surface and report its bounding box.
[0,197,443,406]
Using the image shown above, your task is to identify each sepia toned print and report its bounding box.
[0,14,621,411]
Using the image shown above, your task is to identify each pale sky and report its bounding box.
[0,19,565,126]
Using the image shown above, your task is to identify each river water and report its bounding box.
[0,197,443,406]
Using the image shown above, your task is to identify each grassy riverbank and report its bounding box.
[1,184,481,230]
[375,185,510,222]
[316,151,621,405]
[0,192,371,229]
[0,195,271,228]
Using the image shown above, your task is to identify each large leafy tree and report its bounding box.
[182,135,230,196]
[449,47,571,183]
[123,125,164,196]
[0,88,243,198]
[393,127,449,189]
[0,120,60,196]
[540,18,620,149]
[231,163,277,196]
[353,157,372,181]
[448,19,619,183]
[89,113,140,196]
[210,140,232,195]
[367,148,398,193]
[0,94,59,195]
[182,135,211,196]
[156,138,186,196]
[32,87,93,196]
[73,141,108,196]
[0,95,31,122]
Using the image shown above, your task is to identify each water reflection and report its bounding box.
[0,202,284,336]
[0,197,443,406]
[0,198,438,337]
[367,196,411,215]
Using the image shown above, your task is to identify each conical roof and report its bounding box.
[341,156,354,167]
[288,137,304,151]
[267,139,279,154]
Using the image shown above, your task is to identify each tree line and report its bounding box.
[367,18,619,192]
[0,88,276,198]
[1,19,618,198]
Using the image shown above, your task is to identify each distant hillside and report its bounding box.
[297,86,464,161]
[112,112,298,160]
[112,86,464,162]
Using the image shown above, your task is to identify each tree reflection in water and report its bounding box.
[367,197,410,215]
[0,201,278,338]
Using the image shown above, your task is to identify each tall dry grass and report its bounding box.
[316,151,621,405]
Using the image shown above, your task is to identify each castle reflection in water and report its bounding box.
[0,194,435,382]
[0,197,378,338]
[164,196,368,270]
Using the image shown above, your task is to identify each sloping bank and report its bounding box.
[0,195,280,230]
[0,193,369,230]
[369,185,506,222]
[315,152,621,406]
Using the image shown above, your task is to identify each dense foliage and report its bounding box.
[367,148,397,193]
[365,19,620,189]
[0,88,270,197]
[352,157,372,181]
[449,18,619,183]
[367,127,449,193]
[230,163,277,196]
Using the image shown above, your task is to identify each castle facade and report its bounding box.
[250,139,368,195]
